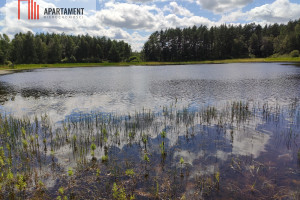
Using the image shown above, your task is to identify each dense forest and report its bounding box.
[142,19,300,61]
[1,19,300,65]
[0,32,132,64]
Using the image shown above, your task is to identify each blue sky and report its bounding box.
[1,0,300,51]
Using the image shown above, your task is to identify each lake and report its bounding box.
[0,63,299,199]
[1,63,300,118]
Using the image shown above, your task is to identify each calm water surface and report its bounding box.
[0,63,299,199]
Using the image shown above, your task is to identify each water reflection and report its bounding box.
[0,63,299,199]
[0,63,299,123]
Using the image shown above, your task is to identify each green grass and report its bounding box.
[0,62,132,70]
[0,57,300,71]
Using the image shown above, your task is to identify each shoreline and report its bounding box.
[0,57,299,73]
[0,70,14,75]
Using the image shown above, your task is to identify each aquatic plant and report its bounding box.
[96,169,100,177]
[37,180,45,191]
[142,134,148,149]
[160,130,167,157]
[112,182,126,200]
[15,173,27,192]
[0,100,297,199]
[101,155,108,162]
[21,127,26,139]
[43,138,47,152]
[68,167,74,177]
[215,171,220,190]
[161,131,166,139]
[22,139,28,151]
[159,142,166,156]
[144,153,150,163]
[180,157,185,177]
[73,135,77,151]
[0,147,5,168]
[155,180,159,198]
[57,187,68,200]
[90,143,96,160]
[180,194,186,200]
[125,169,135,177]
[180,157,184,165]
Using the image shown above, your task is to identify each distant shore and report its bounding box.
[0,57,299,73]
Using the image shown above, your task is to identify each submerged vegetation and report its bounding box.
[0,100,298,199]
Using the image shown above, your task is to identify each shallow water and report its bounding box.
[0,63,299,199]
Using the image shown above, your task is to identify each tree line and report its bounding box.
[0,32,132,65]
[1,19,300,65]
[142,19,300,61]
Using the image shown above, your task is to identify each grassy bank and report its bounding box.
[0,57,300,71]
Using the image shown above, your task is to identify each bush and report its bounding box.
[61,56,77,63]
[9,63,15,69]
[290,50,300,57]
[81,57,102,63]
[249,53,256,58]
[61,57,68,63]
[69,55,77,63]
[128,56,141,62]
[4,61,15,68]
[4,60,12,66]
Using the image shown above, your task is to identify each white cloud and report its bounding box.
[127,0,156,3]
[220,0,300,24]
[95,1,214,31]
[246,0,300,23]
[166,2,193,17]
[164,14,216,28]
[219,10,245,23]
[95,2,163,31]
[195,0,253,14]
[126,0,170,3]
